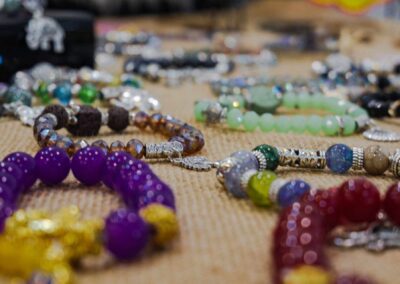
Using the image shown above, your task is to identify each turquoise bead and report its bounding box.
[123,77,141,88]
[275,116,291,133]
[297,93,311,109]
[306,115,322,135]
[226,108,243,129]
[290,115,307,133]
[342,115,356,136]
[259,113,275,132]
[54,83,72,105]
[282,92,297,109]
[194,101,209,122]
[243,111,259,132]
[322,116,339,136]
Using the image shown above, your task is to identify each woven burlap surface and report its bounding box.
[2,55,400,284]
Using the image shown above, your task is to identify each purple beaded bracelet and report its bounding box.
[0,146,178,261]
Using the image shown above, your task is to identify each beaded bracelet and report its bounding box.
[273,178,400,284]
[0,147,178,283]
[33,104,205,163]
[359,90,400,118]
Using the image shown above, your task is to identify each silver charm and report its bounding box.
[363,127,400,142]
[332,223,400,252]
[169,156,217,171]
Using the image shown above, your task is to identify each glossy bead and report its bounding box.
[277,180,311,207]
[126,139,145,159]
[282,92,297,108]
[226,108,243,129]
[326,144,353,174]
[283,265,332,284]
[109,141,125,153]
[0,162,22,194]
[342,115,356,136]
[249,86,280,114]
[307,115,322,135]
[3,152,37,191]
[253,144,279,171]
[297,93,311,109]
[122,77,141,88]
[384,182,400,226]
[139,204,179,246]
[259,113,275,132]
[91,139,109,155]
[78,83,98,104]
[363,145,389,175]
[275,116,291,133]
[104,209,150,260]
[0,173,17,199]
[247,171,277,207]
[339,178,381,223]
[149,113,163,131]
[56,136,75,156]
[137,179,176,210]
[102,151,133,190]
[53,82,72,105]
[322,116,339,136]
[35,82,51,104]
[34,147,70,186]
[133,111,150,129]
[194,101,209,122]
[243,111,259,132]
[71,146,106,186]
[290,115,307,133]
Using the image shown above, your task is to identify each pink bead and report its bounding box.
[384,182,400,226]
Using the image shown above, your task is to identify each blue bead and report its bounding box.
[54,83,72,105]
[326,144,353,174]
[277,179,310,207]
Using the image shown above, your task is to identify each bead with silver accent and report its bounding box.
[202,102,227,125]
[390,151,400,178]
[352,147,364,171]
[100,110,109,125]
[269,178,287,204]
[252,150,266,170]
[277,148,326,169]
[240,169,257,193]
[216,157,237,185]
[144,141,184,159]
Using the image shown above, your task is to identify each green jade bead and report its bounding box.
[253,144,280,171]
[248,86,281,114]
[297,93,311,109]
[290,115,307,133]
[247,170,277,207]
[78,84,98,104]
[259,113,275,132]
[342,115,356,136]
[322,116,340,136]
[275,116,291,133]
[310,93,324,109]
[194,101,209,122]
[35,82,51,104]
[226,108,243,129]
[306,115,322,135]
[243,111,259,132]
[282,92,297,109]
[218,94,245,109]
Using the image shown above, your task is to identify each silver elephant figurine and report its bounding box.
[26,15,65,53]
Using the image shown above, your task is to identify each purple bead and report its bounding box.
[0,199,14,233]
[0,172,18,198]
[104,209,150,260]
[71,146,106,186]
[4,152,37,191]
[136,179,176,210]
[0,162,23,193]
[0,184,14,205]
[34,147,70,186]
[277,179,311,208]
[113,159,153,195]
[102,151,134,189]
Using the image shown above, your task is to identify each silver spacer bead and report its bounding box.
[216,157,237,185]
[240,169,257,193]
[269,178,287,204]
[101,110,109,125]
[352,147,364,171]
[129,112,137,125]
[66,108,77,125]
[390,151,400,178]
[252,150,266,170]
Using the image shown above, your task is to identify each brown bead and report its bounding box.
[149,113,163,132]
[134,111,149,129]
[364,145,390,175]
[38,129,57,147]
[161,116,184,137]
[109,140,125,153]
[56,135,75,156]
[70,139,90,155]
[92,139,109,154]
[126,139,145,159]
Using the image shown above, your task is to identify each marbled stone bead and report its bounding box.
[222,151,259,198]
[326,144,353,174]
[3,152,37,191]
[277,179,311,207]
[363,145,389,175]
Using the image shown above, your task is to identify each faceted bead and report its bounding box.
[275,116,291,133]
[339,178,381,223]
[133,111,150,129]
[3,152,37,191]
[297,93,311,109]
[102,151,134,190]
[163,117,184,137]
[56,135,75,156]
[259,113,275,132]
[35,82,51,104]
[283,265,332,284]
[109,140,125,153]
[363,145,390,175]
[290,116,307,133]
[282,92,297,109]
[34,147,70,186]
[126,139,145,159]
[383,182,400,226]
[91,139,109,155]
[71,146,106,186]
[226,108,243,129]
[78,83,98,104]
[71,139,90,155]
[277,180,311,207]
[139,204,179,246]
[326,144,353,174]
[222,151,259,198]
[306,115,322,135]
[253,144,279,171]
[53,82,72,105]
[243,111,259,132]
[0,162,23,194]
[247,171,277,207]
[322,116,339,136]
[194,101,209,122]
[179,131,205,155]
[342,115,356,136]
[104,209,150,260]
[149,113,163,131]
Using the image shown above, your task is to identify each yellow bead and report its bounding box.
[283,265,332,284]
[139,204,179,247]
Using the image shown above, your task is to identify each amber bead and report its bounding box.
[149,113,163,131]
[133,111,150,129]
[162,117,184,137]
[70,139,90,155]
[180,131,205,155]
[38,129,57,147]
[92,140,109,154]
[109,141,125,153]
[56,136,75,156]
[126,139,145,159]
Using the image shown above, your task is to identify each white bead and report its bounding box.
[269,178,287,203]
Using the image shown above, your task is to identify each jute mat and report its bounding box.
[1,55,400,284]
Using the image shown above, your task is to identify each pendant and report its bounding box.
[363,127,400,142]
